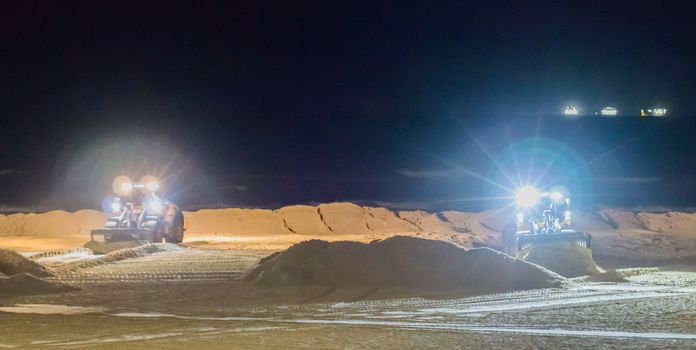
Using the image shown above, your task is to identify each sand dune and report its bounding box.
[2,204,696,265]
[0,210,107,238]
[275,205,332,235]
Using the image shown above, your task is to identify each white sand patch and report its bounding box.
[0,304,106,315]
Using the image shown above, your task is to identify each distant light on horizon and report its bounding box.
[600,106,618,116]
[641,108,667,117]
[564,105,579,116]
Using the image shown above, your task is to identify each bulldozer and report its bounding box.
[504,186,592,258]
[87,175,186,253]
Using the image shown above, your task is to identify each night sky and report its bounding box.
[2,1,696,212]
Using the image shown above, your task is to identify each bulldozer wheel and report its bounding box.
[167,225,184,244]
[152,229,163,243]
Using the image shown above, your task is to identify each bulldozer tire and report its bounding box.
[166,225,184,244]
[152,229,163,243]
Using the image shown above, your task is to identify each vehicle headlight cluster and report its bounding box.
[516,186,565,207]
[112,175,161,196]
[147,199,163,214]
[111,199,122,213]
[516,186,541,207]
[516,212,525,224]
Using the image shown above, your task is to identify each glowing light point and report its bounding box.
[550,191,563,201]
[516,212,525,224]
[516,186,541,207]
[146,182,160,192]
[564,105,579,115]
[600,106,618,116]
[121,182,133,193]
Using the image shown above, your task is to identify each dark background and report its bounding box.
[1,1,695,212]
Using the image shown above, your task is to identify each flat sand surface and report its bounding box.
[2,248,696,349]
[4,203,696,348]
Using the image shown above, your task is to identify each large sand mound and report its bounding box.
[244,236,566,292]
[275,205,332,235]
[520,241,602,277]
[0,210,107,238]
[5,204,696,266]
[184,208,292,236]
[0,248,54,277]
[0,273,78,297]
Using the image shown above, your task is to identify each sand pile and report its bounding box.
[0,248,78,298]
[244,236,566,292]
[0,248,54,277]
[28,247,92,261]
[4,204,696,266]
[634,211,696,234]
[0,273,78,298]
[395,210,490,247]
[0,210,107,238]
[184,208,292,236]
[275,205,332,235]
[58,243,181,273]
[520,241,601,277]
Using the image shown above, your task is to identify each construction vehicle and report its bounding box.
[504,186,592,258]
[88,175,186,251]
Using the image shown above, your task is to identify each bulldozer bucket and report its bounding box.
[90,228,156,244]
[512,230,598,277]
[513,230,592,258]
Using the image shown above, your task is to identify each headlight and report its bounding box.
[148,199,163,213]
[121,182,133,193]
[516,186,540,207]
[140,175,160,193]
[550,191,563,201]
[516,212,524,224]
[146,181,160,192]
[113,175,134,196]
[111,201,122,213]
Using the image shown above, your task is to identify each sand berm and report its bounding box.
[245,236,568,293]
[0,247,78,297]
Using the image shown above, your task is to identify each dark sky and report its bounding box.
[2,1,696,212]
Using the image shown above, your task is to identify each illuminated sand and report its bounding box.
[0,273,78,298]
[520,241,601,277]
[2,203,696,270]
[2,247,696,349]
[0,248,54,277]
[0,248,78,298]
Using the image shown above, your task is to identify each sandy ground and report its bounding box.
[3,203,696,348]
[1,248,696,348]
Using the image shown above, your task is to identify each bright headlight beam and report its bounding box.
[550,191,563,201]
[146,182,160,192]
[516,186,541,207]
[148,199,163,213]
[120,182,133,193]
